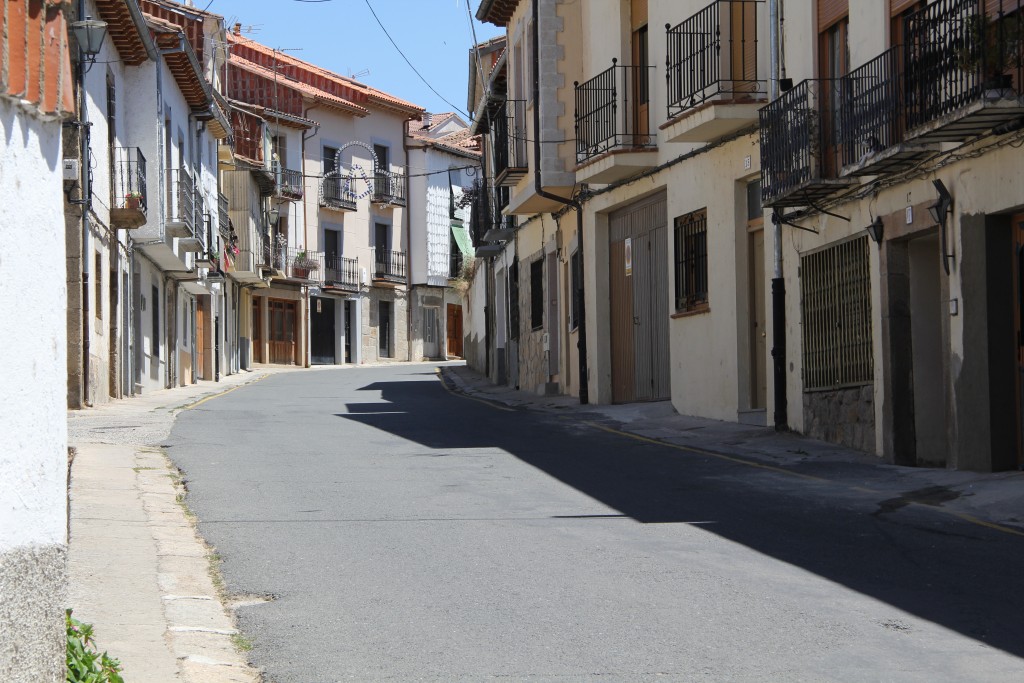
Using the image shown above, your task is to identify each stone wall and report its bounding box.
[364,286,409,362]
[802,385,876,453]
[518,251,548,394]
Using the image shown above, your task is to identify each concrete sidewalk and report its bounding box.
[67,369,294,683]
[440,363,1024,538]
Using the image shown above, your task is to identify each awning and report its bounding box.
[451,223,475,258]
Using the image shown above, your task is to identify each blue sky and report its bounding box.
[199,0,503,119]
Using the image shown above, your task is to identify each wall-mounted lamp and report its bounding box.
[267,207,281,227]
[70,16,108,70]
[866,217,884,245]
[928,179,955,275]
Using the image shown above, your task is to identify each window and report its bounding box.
[570,250,581,330]
[509,259,520,340]
[674,209,708,311]
[373,144,389,172]
[375,223,389,255]
[323,145,338,174]
[530,258,544,330]
[325,229,340,260]
[800,235,873,390]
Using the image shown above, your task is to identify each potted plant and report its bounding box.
[292,251,320,278]
[957,12,1023,95]
[123,190,143,210]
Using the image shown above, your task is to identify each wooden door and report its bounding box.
[447,303,464,358]
[269,299,297,365]
[610,239,636,403]
[196,297,207,379]
[730,0,758,93]
[310,297,336,365]
[749,229,767,409]
[251,298,263,364]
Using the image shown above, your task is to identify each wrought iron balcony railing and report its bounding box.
[273,163,303,200]
[285,248,324,282]
[166,167,196,238]
[493,99,528,184]
[373,170,407,206]
[321,174,357,211]
[218,192,230,241]
[325,255,360,291]
[575,60,657,163]
[373,248,407,283]
[666,0,765,119]
[904,0,1024,140]
[111,147,147,228]
[758,79,854,208]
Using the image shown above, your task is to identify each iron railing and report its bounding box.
[285,248,324,282]
[904,0,1024,132]
[666,0,764,118]
[840,46,905,168]
[166,167,196,235]
[325,255,360,290]
[373,170,407,206]
[113,147,147,213]
[218,192,230,240]
[575,60,657,163]
[493,99,528,178]
[373,248,407,283]
[194,192,207,246]
[321,174,357,211]
[758,79,848,207]
[273,163,303,199]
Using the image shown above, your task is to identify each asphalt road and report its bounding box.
[167,363,1024,682]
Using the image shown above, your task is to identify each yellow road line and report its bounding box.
[435,368,517,412]
[585,422,1024,540]
[180,374,270,411]
[583,422,827,482]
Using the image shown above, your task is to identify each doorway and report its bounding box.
[344,300,353,363]
[379,300,392,358]
[908,234,946,466]
[447,303,464,358]
[268,298,298,365]
[609,193,671,403]
[1014,213,1024,467]
[311,296,336,365]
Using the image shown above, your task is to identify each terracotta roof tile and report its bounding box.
[229,55,369,117]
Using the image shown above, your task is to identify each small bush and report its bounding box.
[66,610,124,683]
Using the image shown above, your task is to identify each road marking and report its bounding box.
[435,368,517,412]
[583,422,827,483]
[585,422,1024,540]
[180,374,270,411]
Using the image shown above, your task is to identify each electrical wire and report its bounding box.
[362,0,469,118]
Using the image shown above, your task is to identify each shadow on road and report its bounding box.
[338,378,1024,660]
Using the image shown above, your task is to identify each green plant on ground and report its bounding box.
[66,610,124,683]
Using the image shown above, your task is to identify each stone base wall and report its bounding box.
[0,544,67,683]
[363,287,409,362]
[802,385,876,453]
[517,252,548,394]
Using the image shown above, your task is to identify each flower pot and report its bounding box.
[124,196,141,210]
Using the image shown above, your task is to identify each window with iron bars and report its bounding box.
[674,209,709,311]
[530,258,544,330]
[800,235,873,391]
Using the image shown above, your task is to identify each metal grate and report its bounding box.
[800,236,873,391]
[493,99,528,177]
[674,209,708,310]
[574,60,656,163]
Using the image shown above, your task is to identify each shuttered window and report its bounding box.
[800,236,873,390]
[818,0,849,31]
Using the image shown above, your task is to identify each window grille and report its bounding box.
[530,259,544,330]
[800,235,873,390]
[674,209,709,310]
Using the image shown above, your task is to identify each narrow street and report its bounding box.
[167,364,1024,682]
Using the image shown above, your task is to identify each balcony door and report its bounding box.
[268,298,297,365]
[818,1,850,177]
[630,0,649,143]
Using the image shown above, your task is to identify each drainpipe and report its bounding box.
[403,117,415,361]
[73,0,93,406]
[531,0,589,403]
[768,0,787,430]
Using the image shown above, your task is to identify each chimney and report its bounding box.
[422,112,432,129]
[233,22,242,36]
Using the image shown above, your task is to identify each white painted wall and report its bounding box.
[0,97,68,549]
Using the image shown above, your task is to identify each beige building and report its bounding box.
[472,0,1024,471]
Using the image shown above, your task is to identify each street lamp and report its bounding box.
[928,179,955,275]
[866,217,884,245]
[70,16,108,70]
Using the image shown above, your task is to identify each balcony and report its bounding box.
[663,0,767,143]
[839,47,939,176]
[494,99,528,186]
[372,170,407,207]
[166,167,197,240]
[574,60,657,183]
[180,192,205,252]
[110,147,147,229]
[273,163,304,200]
[320,174,357,212]
[218,192,230,242]
[284,248,325,282]
[325,255,360,292]
[904,0,1024,142]
[373,248,407,284]
[758,79,855,208]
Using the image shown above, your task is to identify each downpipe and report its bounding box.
[531,0,589,404]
